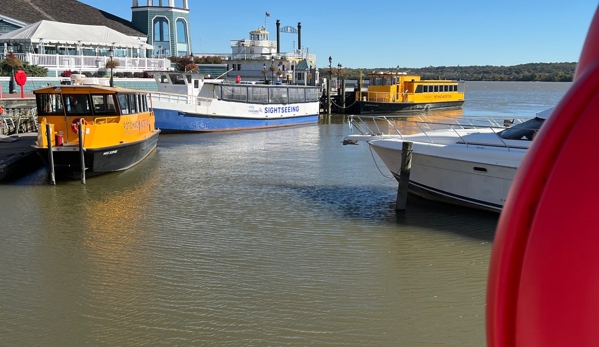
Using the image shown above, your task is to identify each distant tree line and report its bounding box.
[324,62,577,82]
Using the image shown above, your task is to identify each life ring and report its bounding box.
[0,105,4,114]
[71,118,87,133]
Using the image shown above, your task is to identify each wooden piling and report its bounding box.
[45,123,56,185]
[341,79,346,110]
[327,76,331,115]
[78,122,86,184]
[395,141,413,210]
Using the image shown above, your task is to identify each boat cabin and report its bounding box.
[363,72,464,104]
[34,84,154,147]
[153,71,320,105]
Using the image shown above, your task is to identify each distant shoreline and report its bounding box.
[321,62,576,82]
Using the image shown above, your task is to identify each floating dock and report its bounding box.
[0,133,41,181]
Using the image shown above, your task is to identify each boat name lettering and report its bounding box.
[103,150,118,155]
[123,119,149,131]
[264,106,300,114]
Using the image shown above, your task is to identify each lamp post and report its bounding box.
[108,47,114,87]
[270,56,275,83]
[8,41,15,94]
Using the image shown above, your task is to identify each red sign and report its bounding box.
[15,70,27,86]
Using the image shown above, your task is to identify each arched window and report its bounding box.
[176,19,188,43]
[153,17,169,42]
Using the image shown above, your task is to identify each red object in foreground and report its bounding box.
[486,5,599,347]
[15,70,27,99]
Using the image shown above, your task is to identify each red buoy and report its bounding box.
[487,5,599,347]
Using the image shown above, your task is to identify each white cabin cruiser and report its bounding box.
[343,109,552,212]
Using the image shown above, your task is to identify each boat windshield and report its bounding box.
[498,117,545,140]
[370,76,398,86]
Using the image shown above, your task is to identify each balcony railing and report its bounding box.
[0,53,170,74]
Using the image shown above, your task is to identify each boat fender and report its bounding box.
[71,118,88,133]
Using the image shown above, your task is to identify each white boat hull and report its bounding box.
[369,139,526,212]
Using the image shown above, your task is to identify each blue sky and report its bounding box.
[79,0,597,69]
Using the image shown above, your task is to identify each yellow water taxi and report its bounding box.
[33,83,160,181]
[357,72,465,114]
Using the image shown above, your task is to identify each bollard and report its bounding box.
[395,141,413,211]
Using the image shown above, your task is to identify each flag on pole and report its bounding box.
[266,12,271,17]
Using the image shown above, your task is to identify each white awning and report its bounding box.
[0,20,153,49]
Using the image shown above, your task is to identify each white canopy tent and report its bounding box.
[0,20,153,52]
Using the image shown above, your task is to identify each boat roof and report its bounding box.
[32,84,148,94]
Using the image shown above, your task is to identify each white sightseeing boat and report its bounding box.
[343,109,552,212]
[150,71,320,132]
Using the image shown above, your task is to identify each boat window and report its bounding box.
[498,117,545,140]
[65,94,90,114]
[415,85,423,93]
[129,94,138,114]
[194,80,199,88]
[170,74,186,85]
[186,75,192,84]
[117,94,129,114]
[288,87,305,103]
[91,94,118,115]
[37,93,64,115]
[269,88,288,104]
[248,87,269,103]
[371,77,383,86]
[222,85,248,102]
[305,88,319,102]
[159,74,170,84]
[138,94,148,112]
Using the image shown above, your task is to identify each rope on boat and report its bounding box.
[368,144,395,180]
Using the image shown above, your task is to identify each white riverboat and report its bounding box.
[150,71,320,132]
[343,109,552,212]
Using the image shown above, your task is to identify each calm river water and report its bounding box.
[0,81,572,346]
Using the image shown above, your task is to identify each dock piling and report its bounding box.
[78,122,86,184]
[45,123,56,185]
[395,141,413,210]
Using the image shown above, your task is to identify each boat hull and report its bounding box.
[36,131,160,179]
[369,140,524,212]
[357,100,464,115]
[153,108,318,133]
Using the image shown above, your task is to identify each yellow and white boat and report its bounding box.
[356,72,465,114]
[33,83,160,180]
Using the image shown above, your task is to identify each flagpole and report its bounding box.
[264,12,271,29]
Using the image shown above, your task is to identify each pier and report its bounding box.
[0,95,41,181]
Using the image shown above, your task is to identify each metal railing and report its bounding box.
[0,107,38,135]
[346,115,533,150]
[0,53,169,73]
